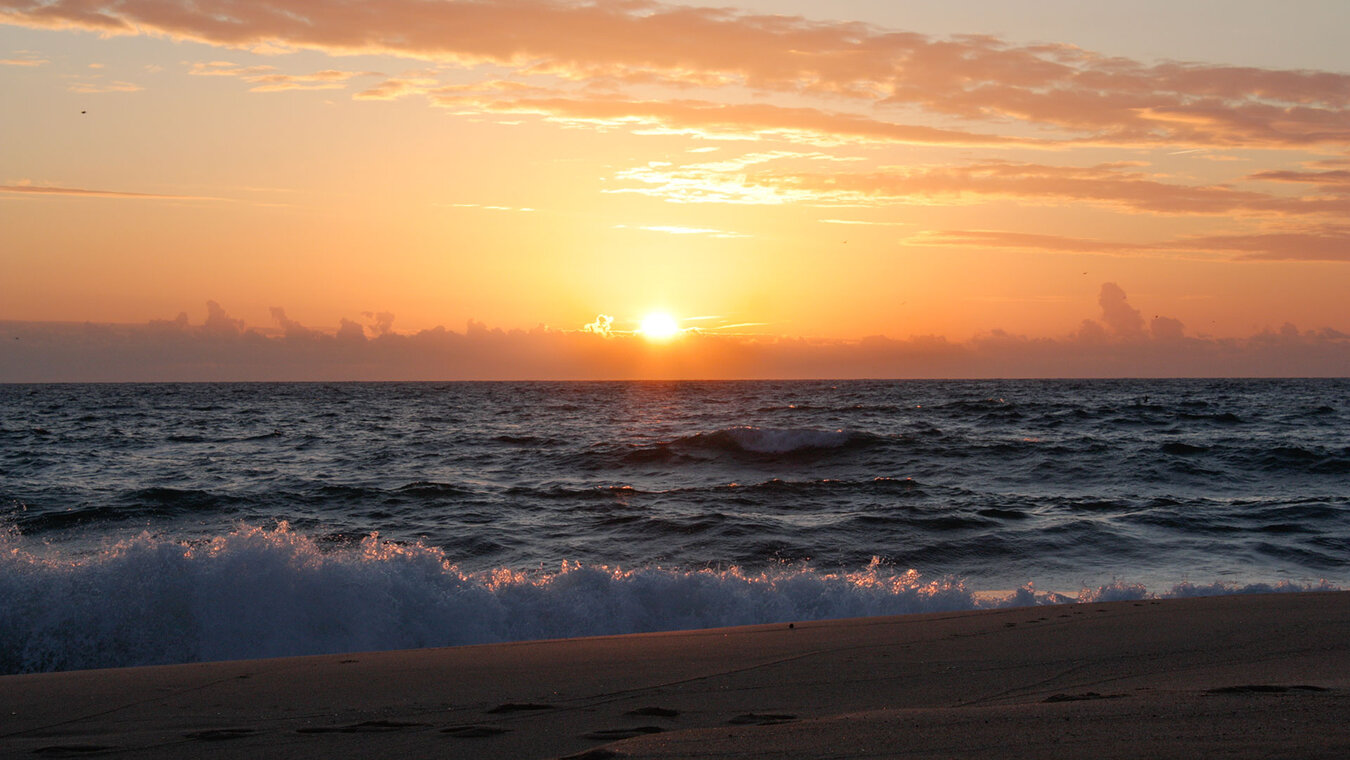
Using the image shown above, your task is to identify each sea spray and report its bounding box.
[0,525,1335,674]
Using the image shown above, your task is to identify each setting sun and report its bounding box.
[639,312,681,341]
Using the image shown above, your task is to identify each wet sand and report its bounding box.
[3,592,1347,759]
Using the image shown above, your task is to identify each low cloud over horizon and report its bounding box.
[2,285,1345,381]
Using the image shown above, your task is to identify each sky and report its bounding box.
[2,0,1348,380]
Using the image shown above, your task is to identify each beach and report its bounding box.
[3,591,1346,759]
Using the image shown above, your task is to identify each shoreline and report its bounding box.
[3,591,1347,758]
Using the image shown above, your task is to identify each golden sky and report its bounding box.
[2,1,1348,379]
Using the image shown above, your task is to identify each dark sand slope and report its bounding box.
[2,592,1346,759]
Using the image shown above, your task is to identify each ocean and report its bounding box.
[2,379,1346,674]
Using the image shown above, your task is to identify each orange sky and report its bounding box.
[2,1,1348,379]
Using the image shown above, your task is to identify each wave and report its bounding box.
[675,426,881,455]
[597,426,885,467]
[0,526,1336,675]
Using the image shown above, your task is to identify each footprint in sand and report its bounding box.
[1042,692,1126,703]
[296,720,429,733]
[1206,684,1329,695]
[184,728,260,741]
[559,749,624,760]
[625,706,680,717]
[485,702,555,714]
[728,713,797,725]
[584,726,665,740]
[442,724,512,738]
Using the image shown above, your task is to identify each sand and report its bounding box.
[2,592,1347,759]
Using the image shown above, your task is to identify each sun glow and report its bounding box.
[639,312,681,340]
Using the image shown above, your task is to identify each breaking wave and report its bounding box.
[0,525,1334,675]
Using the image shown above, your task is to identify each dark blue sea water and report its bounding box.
[2,379,1346,673]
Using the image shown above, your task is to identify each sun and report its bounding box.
[639,312,681,340]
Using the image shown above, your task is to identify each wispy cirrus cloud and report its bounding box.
[187,61,376,92]
[355,77,439,101]
[818,219,907,226]
[66,79,141,93]
[1247,168,1350,193]
[429,93,1033,147]
[1,182,220,200]
[187,61,277,78]
[609,157,1350,217]
[908,225,1350,263]
[1171,227,1350,262]
[246,69,376,92]
[613,223,748,238]
[440,203,536,213]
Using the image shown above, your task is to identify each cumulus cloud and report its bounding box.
[269,307,319,339]
[362,311,395,337]
[202,300,244,336]
[1097,283,1146,338]
[582,314,614,336]
[1151,316,1186,341]
[336,318,366,342]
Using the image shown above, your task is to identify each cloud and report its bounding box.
[246,68,376,93]
[201,300,244,336]
[907,229,1141,254]
[907,225,1350,263]
[0,56,46,66]
[269,307,319,339]
[0,183,221,200]
[443,203,535,212]
[1,293,1345,381]
[607,156,1350,215]
[1174,227,1350,262]
[186,60,375,91]
[607,151,862,205]
[614,224,747,238]
[188,61,277,77]
[1247,168,1350,193]
[582,314,614,336]
[362,311,395,337]
[739,160,1350,215]
[818,219,907,226]
[4,1,1348,148]
[1097,282,1145,338]
[354,77,437,100]
[1151,316,1186,341]
[430,93,1030,147]
[66,79,141,93]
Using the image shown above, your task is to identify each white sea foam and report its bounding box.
[0,526,1336,674]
